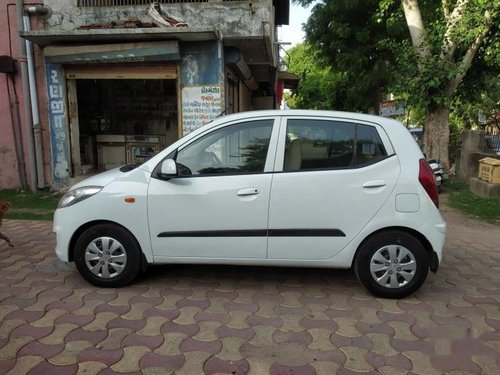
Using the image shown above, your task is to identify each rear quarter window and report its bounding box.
[284,119,388,171]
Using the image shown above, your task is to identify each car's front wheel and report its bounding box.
[354,230,429,298]
[74,223,142,287]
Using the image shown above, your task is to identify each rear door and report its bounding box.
[267,116,399,260]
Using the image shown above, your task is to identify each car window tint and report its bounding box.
[285,119,355,171]
[356,124,388,167]
[284,120,387,171]
[176,120,273,176]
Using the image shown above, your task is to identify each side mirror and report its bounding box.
[160,159,178,177]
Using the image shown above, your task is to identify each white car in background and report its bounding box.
[54,110,446,298]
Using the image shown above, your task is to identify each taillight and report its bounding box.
[419,158,439,208]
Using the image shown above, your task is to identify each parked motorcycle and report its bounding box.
[409,128,447,191]
[428,159,446,191]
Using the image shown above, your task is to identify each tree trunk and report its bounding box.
[424,106,450,171]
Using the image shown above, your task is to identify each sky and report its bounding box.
[278,3,314,49]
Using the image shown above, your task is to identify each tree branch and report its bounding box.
[401,0,430,67]
[442,1,449,20]
[446,13,491,96]
[441,0,470,60]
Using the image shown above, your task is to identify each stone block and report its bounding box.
[469,177,500,199]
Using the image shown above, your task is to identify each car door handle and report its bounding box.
[363,180,386,188]
[237,188,259,196]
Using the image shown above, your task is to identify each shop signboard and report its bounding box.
[379,100,406,117]
[182,85,222,135]
[45,62,70,187]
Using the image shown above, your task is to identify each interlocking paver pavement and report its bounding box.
[0,197,499,374]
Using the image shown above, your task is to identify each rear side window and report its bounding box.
[356,124,388,167]
[284,119,387,171]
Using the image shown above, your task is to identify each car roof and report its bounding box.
[211,110,399,128]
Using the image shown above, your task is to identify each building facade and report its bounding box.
[0,0,290,189]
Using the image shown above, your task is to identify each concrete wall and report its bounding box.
[0,0,52,189]
[457,130,497,183]
[41,0,274,39]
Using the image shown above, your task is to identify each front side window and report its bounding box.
[176,119,273,176]
[283,119,387,171]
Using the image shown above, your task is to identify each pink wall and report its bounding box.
[0,1,51,190]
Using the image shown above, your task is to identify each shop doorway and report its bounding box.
[66,66,179,177]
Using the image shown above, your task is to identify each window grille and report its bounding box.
[77,0,247,6]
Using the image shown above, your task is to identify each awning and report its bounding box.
[278,71,299,89]
[44,41,180,64]
[20,28,221,47]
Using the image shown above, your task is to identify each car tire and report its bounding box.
[354,230,429,298]
[74,223,142,287]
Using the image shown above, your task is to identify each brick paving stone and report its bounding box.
[10,324,53,340]
[192,321,220,341]
[246,314,283,328]
[94,303,131,315]
[122,333,164,350]
[174,351,212,375]
[27,360,78,375]
[176,297,211,310]
[179,337,222,354]
[366,332,399,356]
[0,358,17,374]
[76,361,108,375]
[107,317,146,331]
[215,336,247,361]
[311,361,341,375]
[330,317,360,337]
[225,301,260,314]
[136,316,169,336]
[269,363,316,375]
[77,347,124,366]
[3,309,44,322]
[0,336,35,359]
[340,346,374,372]
[154,332,187,356]
[96,328,133,350]
[195,311,231,324]
[139,352,185,371]
[272,329,313,346]
[110,346,150,372]
[65,328,108,345]
[1,203,500,374]
[216,326,255,340]
[204,356,250,375]
[55,314,95,327]
[161,322,200,336]
[0,319,26,339]
[49,340,94,365]
[3,355,42,374]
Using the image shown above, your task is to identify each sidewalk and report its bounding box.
[0,198,499,374]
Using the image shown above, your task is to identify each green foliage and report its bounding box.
[293,0,499,113]
[446,178,500,223]
[0,189,62,221]
[284,43,348,109]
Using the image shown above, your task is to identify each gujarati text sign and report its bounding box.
[182,86,222,135]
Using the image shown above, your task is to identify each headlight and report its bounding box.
[58,186,103,208]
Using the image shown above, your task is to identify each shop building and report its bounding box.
[0,0,292,189]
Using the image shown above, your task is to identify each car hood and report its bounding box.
[70,168,123,190]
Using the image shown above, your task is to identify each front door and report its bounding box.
[148,118,278,260]
[267,116,399,260]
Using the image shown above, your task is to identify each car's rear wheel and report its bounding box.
[74,223,142,287]
[354,230,429,298]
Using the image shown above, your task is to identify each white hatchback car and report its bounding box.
[54,110,446,298]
